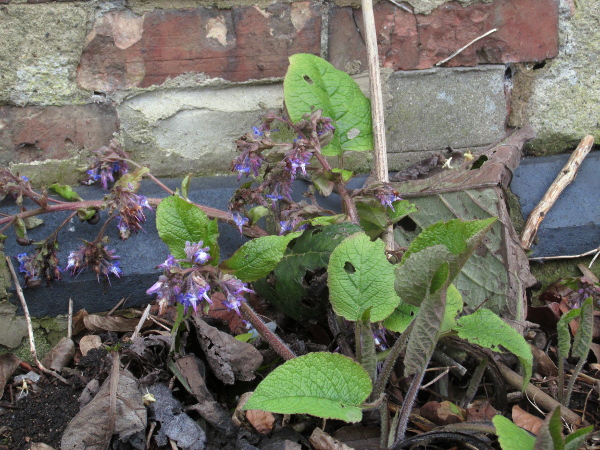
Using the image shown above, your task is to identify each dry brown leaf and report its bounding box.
[466,399,497,422]
[512,405,543,435]
[0,353,21,400]
[246,409,275,434]
[530,344,558,377]
[309,428,353,450]
[420,400,466,426]
[205,292,246,334]
[191,316,263,384]
[83,314,150,332]
[79,335,103,357]
[72,309,88,336]
[41,337,75,372]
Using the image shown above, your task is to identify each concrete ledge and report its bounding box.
[511,151,600,257]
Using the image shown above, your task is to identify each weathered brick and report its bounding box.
[77,3,321,91]
[329,0,558,72]
[0,105,119,167]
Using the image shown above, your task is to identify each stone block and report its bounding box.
[385,66,507,153]
[329,0,558,72]
[511,151,600,258]
[0,104,119,168]
[0,3,90,105]
[77,2,322,91]
[510,1,600,155]
[118,83,285,176]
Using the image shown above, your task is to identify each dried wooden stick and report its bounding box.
[528,244,600,262]
[5,256,70,385]
[67,297,73,340]
[496,361,584,426]
[520,135,594,249]
[132,304,152,340]
[361,0,394,250]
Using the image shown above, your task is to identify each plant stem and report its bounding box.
[240,302,296,361]
[564,357,586,408]
[394,368,424,443]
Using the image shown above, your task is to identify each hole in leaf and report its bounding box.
[303,75,314,85]
[396,216,417,232]
[470,155,488,170]
[344,262,356,274]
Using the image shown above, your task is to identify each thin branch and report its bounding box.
[132,304,152,340]
[435,29,498,66]
[5,256,70,385]
[241,302,296,361]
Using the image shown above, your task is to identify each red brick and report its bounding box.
[77,3,321,90]
[329,0,558,72]
[0,105,119,166]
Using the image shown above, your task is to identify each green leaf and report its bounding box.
[383,301,419,333]
[388,200,418,223]
[564,426,593,450]
[328,233,400,322]
[156,195,219,262]
[219,232,302,282]
[572,298,594,359]
[23,216,43,230]
[331,168,353,181]
[403,218,497,261]
[440,283,463,334]
[14,217,27,239]
[309,214,346,226]
[247,206,269,225]
[557,308,581,359]
[312,170,335,197]
[49,183,82,202]
[253,224,362,320]
[115,166,149,191]
[455,309,532,390]
[404,275,448,377]
[181,174,192,199]
[493,415,535,450]
[284,53,373,156]
[534,408,564,450]
[244,352,372,422]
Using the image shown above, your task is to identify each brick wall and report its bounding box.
[1,0,591,184]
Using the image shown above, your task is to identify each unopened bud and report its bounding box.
[16,237,33,246]
[86,212,100,225]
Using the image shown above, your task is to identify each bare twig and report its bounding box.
[107,297,128,316]
[132,304,152,340]
[528,244,600,262]
[67,298,73,340]
[521,135,594,249]
[435,29,498,66]
[5,256,70,385]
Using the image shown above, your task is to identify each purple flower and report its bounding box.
[113,190,153,240]
[252,126,264,138]
[21,176,29,182]
[222,275,254,296]
[184,241,211,265]
[157,255,178,270]
[376,188,402,211]
[232,212,249,234]
[223,294,243,316]
[64,243,122,282]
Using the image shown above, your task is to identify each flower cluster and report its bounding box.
[65,241,122,283]
[109,187,153,240]
[17,240,62,287]
[83,139,130,190]
[566,277,600,309]
[147,241,254,317]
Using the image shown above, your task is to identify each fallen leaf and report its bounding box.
[147,383,206,449]
[332,426,380,448]
[61,361,146,449]
[41,337,75,372]
[29,444,55,450]
[205,292,246,334]
[512,405,543,435]
[79,335,103,357]
[83,314,150,332]
[72,309,89,336]
[191,316,263,384]
[420,401,466,426]
[0,353,21,400]
[174,355,237,437]
[246,409,275,434]
[309,428,353,450]
[530,344,558,377]
[466,399,497,421]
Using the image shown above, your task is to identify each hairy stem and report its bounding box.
[241,302,296,361]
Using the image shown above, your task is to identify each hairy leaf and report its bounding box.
[383,301,419,333]
[284,54,372,156]
[493,415,535,450]
[328,233,400,321]
[533,408,564,450]
[564,426,593,450]
[220,232,302,282]
[557,308,581,359]
[456,309,532,390]
[244,352,372,422]
[156,195,219,262]
[572,298,594,359]
[253,224,362,320]
[440,283,463,334]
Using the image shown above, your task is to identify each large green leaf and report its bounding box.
[572,298,594,359]
[284,53,372,156]
[455,309,532,391]
[493,415,535,450]
[219,232,302,282]
[328,232,400,322]
[244,352,372,422]
[156,195,219,262]
[253,223,362,320]
[383,301,419,333]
